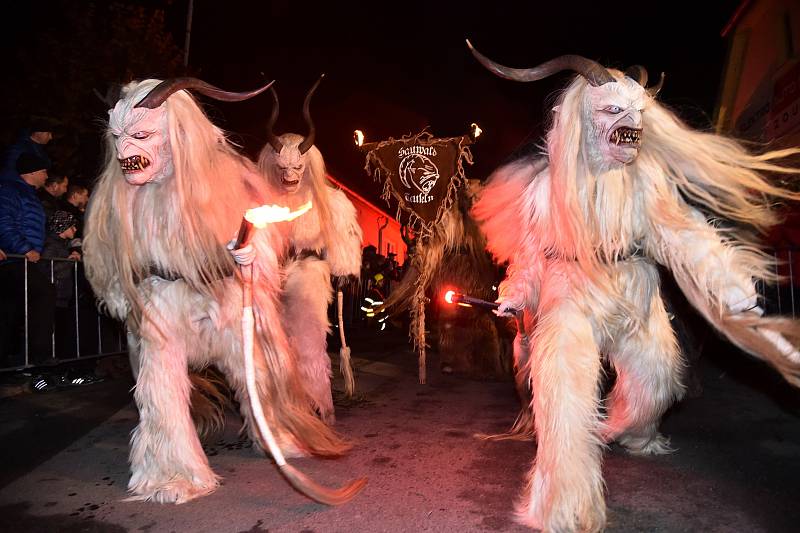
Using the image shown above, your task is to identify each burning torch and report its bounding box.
[235,201,313,248]
[443,289,517,316]
[235,201,366,505]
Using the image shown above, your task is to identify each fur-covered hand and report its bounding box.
[722,284,759,314]
[226,237,255,266]
[494,298,523,318]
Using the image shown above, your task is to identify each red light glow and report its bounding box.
[444,290,455,304]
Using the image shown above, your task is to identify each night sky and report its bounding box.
[6,1,744,207]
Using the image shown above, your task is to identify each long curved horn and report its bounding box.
[466,40,615,87]
[298,74,325,155]
[624,65,648,87]
[647,72,665,97]
[134,77,274,109]
[265,87,284,153]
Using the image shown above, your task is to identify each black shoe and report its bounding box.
[66,373,104,387]
[30,375,61,392]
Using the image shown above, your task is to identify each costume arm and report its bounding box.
[325,189,363,278]
[496,254,542,314]
[98,275,131,321]
[646,206,759,314]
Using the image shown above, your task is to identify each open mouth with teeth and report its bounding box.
[281,176,300,187]
[609,127,642,147]
[119,155,151,173]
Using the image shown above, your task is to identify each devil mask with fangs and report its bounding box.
[261,76,323,194]
[467,45,662,170]
[108,77,272,186]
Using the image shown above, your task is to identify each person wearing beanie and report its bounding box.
[0,152,55,366]
[1,153,49,260]
[0,117,55,183]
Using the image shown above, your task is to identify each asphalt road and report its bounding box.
[0,328,799,532]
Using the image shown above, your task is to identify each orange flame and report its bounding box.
[245,201,312,228]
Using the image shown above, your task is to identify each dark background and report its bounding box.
[1,0,743,207]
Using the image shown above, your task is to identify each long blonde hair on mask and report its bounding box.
[542,73,800,286]
[84,79,258,327]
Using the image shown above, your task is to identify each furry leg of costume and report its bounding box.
[516,273,605,532]
[603,262,685,453]
[204,275,347,459]
[283,257,335,424]
[126,279,218,504]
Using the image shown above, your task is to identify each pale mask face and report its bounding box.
[108,103,173,186]
[585,78,646,166]
[274,146,306,194]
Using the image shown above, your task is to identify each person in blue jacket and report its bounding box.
[0,153,56,366]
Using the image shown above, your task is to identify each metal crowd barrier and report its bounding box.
[759,247,800,318]
[0,254,126,372]
[0,255,395,372]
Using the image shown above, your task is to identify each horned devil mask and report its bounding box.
[264,76,324,193]
[109,78,273,186]
[467,42,663,168]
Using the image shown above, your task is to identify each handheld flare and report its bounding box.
[443,290,513,315]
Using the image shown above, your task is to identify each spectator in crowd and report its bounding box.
[0,153,49,259]
[40,210,80,303]
[384,251,401,282]
[0,118,54,183]
[38,211,82,358]
[0,153,56,365]
[64,183,88,213]
[63,183,89,240]
[362,244,379,272]
[38,173,69,219]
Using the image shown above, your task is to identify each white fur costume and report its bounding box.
[83,79,349,504]
[469,48,800,532]
[257,84,362,424]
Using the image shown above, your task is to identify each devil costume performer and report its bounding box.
[257,78,362,425]
[468,45,800,532]
[83,78,352,504]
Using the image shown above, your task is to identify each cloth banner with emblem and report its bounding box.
[357,128,478,384]
[361,130,474,238]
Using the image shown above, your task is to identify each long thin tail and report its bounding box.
[189,367,230,439]
[279,464,367,505]
[475,408,536,442]
[241,264,366,505]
